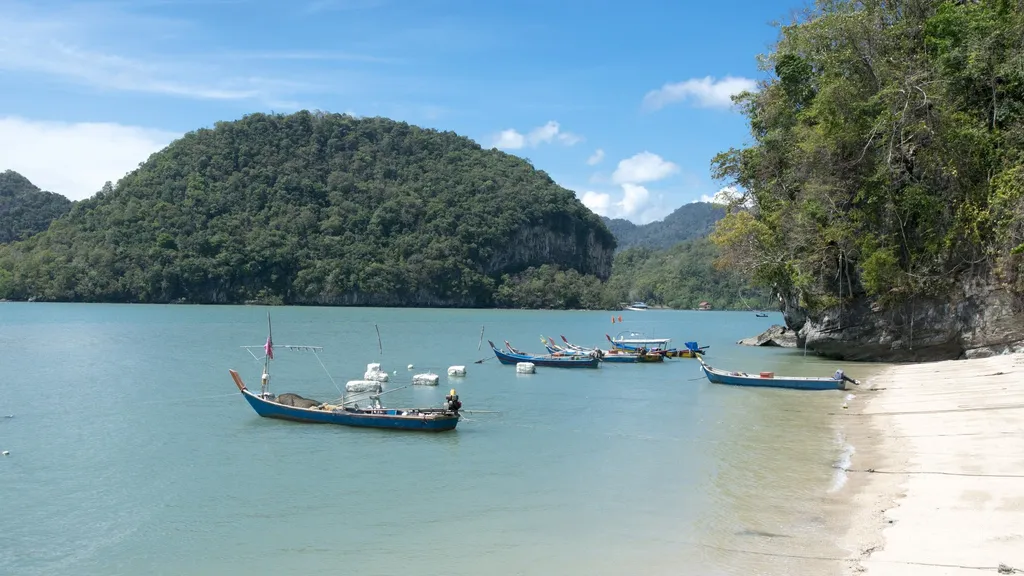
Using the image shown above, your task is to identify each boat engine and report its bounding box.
[445,389,462,412]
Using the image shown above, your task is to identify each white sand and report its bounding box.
[843,352,1024,575]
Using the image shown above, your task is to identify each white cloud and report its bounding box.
[491,129,526,150]
[642,76,758,111]
[491,121,582,150]
[611,151,679,185]
[697,186,752,207]
[578,151,680,223]
[586,148,605,166]
[580,184,670,224]
[0,116,179,200]
[580,191,611,215]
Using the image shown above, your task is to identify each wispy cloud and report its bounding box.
[643,76,758,111]
[0,1,386,106]
[220,50,399,64]
[586,148,605,166]
[304,0,389,14]
[490,121,582,150]
[0,116,180,201]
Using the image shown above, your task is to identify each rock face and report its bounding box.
[738,324,798,348]
[779,275,1024,362]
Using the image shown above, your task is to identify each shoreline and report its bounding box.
[838,352,1024,574]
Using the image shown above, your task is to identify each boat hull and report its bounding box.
[698,363,845,391]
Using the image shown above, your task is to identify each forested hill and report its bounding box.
[602,201,725,251]
[0,170,73,244]
[0,111,616,306]
[711,0,1024,361]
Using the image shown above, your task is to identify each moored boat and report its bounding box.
[696,357,858,391]
[489,340,600,368]
[229,314,462,431]
[554,335,664,363]
[605,332,708,358]
[607,330,671,351]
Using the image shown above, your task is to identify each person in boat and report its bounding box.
[637,346,647,357]
[445,389,462,412]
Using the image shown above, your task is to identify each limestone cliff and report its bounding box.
[779,276,1024,362]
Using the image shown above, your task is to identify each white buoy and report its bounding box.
[516,362,535,374]
[363,364,389,382]
[346,380,383,393]
[2,451,8,456]
[447,365,467,377]
[407,364,414,370]
[413,373,440,386]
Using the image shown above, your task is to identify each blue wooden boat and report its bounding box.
[489,340,600,368]
[604,333,708,358]
[229,370,460,431]
[697,357,859,391]
[229,314,461,432]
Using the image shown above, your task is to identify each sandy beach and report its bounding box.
[840,352,1024,575]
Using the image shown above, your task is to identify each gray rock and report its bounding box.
[738,324,798,348]
[781,273,1024,362]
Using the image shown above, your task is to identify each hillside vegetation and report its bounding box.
[602,202,726,251]
[0,171,73,244]
[0,111,615,306]
[711,0,1024,359]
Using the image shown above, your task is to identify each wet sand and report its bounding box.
[839,352,1024,575]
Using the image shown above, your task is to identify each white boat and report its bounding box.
[606,330,671,349]
[624,301,649,311]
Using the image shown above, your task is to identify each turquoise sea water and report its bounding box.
[0,304,881,575]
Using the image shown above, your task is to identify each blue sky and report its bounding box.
[0,0,794,223]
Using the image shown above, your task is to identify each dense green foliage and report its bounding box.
[604,238,769,310]
[489,239,764,310]
[602,202,726,251]
[0,171,73,244]
[711,0,1024,312]
[0,111,615,306]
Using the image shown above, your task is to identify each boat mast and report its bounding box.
[262,311,273,396]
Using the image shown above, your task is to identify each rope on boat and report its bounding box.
[310,349,344,397]
[334,383,414,407]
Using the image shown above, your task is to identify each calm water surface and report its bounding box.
[0,304,885,575]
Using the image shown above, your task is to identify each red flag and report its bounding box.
[264,334,274,359]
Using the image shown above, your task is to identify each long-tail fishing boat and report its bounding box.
[489,340,600,368]
[553,335,664,363]
[229,314,462,431]
[604,332,708,358]
[696,356,859,391]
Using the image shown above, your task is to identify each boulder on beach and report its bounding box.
[738,324,798,348]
